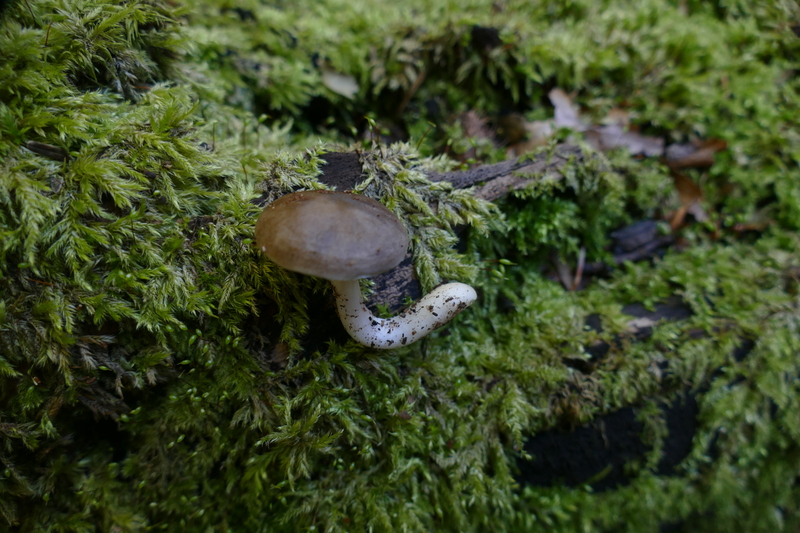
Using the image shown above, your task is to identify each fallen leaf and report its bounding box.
[505,89,727,162]
[460,110,493,141]
[504,119,552,156]
[496,113,552,156]
[588,105,664,156]
[549,89,586,130]
[673,172,703,206]
[699,138,727,151]
[456,110,494,161]
[548,90,664,156]
[321,67,360,99]
[668,147,716,168]
[585,124,665,156]
[610,220,659,254]
[665,139,726,169]
[670,171,708,229]
[603,107,630,127]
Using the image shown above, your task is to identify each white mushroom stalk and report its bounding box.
[255,190,479,349]
[330,279,477,349]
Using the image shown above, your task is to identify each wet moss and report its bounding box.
[1,0,800,531]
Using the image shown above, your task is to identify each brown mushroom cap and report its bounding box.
[255,190,409,281]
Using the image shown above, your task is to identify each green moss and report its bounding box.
[2,0,800,531]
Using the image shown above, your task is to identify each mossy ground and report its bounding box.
[1,0,799,531]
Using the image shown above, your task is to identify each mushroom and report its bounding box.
[255,190,477,349]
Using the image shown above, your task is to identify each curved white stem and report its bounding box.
[330,279,477,350]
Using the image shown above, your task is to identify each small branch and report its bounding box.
[426,143,583,200]
[317,143,584,198]
[25,141,69,162]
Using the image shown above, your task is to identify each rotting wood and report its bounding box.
[316,144,586,311]
[427,143,583,201]
[317,143,584,201]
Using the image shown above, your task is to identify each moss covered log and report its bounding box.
[1,0,800,531]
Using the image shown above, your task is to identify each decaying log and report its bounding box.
[518,296,755,493]
[268,142,734,504]
[427,143,583,201]
[317,144,586,311]
[318,143,584,201]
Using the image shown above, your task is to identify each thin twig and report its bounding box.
[44,21,53,46]
[397,69,426,116]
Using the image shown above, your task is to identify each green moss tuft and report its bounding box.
[2,0,800,531]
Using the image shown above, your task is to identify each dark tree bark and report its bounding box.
[426,143,583,201]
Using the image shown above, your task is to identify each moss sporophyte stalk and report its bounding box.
[2,0,800,532]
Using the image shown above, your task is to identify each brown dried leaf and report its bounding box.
[585,124,664,156]
[670,172,708,228]
[673,172,703,206]
[548,91,664,156]
[460,111,494,141]
[603,107,630,127]
[665,139,726,169]
[496,113,552,156]
[505,120,553,156]
[525,120,554,144]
